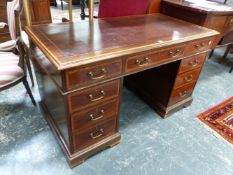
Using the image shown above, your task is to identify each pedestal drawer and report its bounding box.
[68,80,120,113]
[71,99,119,132]
[65,60,122,90]
[179,53,206,73]
[73,118,116,151]
[169,83,195,105]
[174,68,201,89]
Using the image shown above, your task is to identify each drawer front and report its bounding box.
[169,83,195,105]
[174,68,201,89]
[185,39,212,54]
[179,53,206,73]
[125,45,185,73]
[68,80,120,113]
[125,52,160,73]
[73,118,116,150]
[160,46,185,60]
[71,99,119,132]
[65,60,122,90]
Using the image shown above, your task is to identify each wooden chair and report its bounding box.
[0,0,36,106]
[0,0,36,87]
[219,44,233,73]
[20,0,53,87]
[98,0,151,18]
[215,30,233,73]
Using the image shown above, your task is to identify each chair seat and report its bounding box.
[0,52,23,88]
[0,40,16,51]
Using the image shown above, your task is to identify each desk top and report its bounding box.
[162,0,233,15]
[25,14,218,70]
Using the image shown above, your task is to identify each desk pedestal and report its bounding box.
[125,53,206,117]
[32,49,207,167]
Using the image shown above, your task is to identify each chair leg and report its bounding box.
[219,44,231,63]
[230,67,233,73]
[22,76,36,106]
[208,49,214,59]
[25,53,35,87]
[61,0,63,10]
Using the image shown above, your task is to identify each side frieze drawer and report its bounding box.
[65,60,122,90]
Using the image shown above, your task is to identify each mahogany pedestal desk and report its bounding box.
[161,0,233,48]
[25,14,218,167]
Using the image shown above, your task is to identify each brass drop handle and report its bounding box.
[188,60,199,67]
[90,128,104,139]
[179,91,188,98]
[184,75,193,82]
[169,49,182,57]
[135,57,150,66]
[88,68,107,80]
[89,109,105,121]
[89,90,105,102]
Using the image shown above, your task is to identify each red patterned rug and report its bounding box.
[198,97,233,144]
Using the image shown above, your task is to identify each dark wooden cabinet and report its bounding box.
[0,0,7,23]
[29,0,52,25]
[161,0,233,47]
[0,0,10,42]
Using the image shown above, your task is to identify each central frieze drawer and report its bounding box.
[68,80,120,113]
[65,60,122,90]
[160,46,185,60]
[73,118,116,151]
[125,52,160,73]
[71,99,119,132]
[125,46,185,73]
